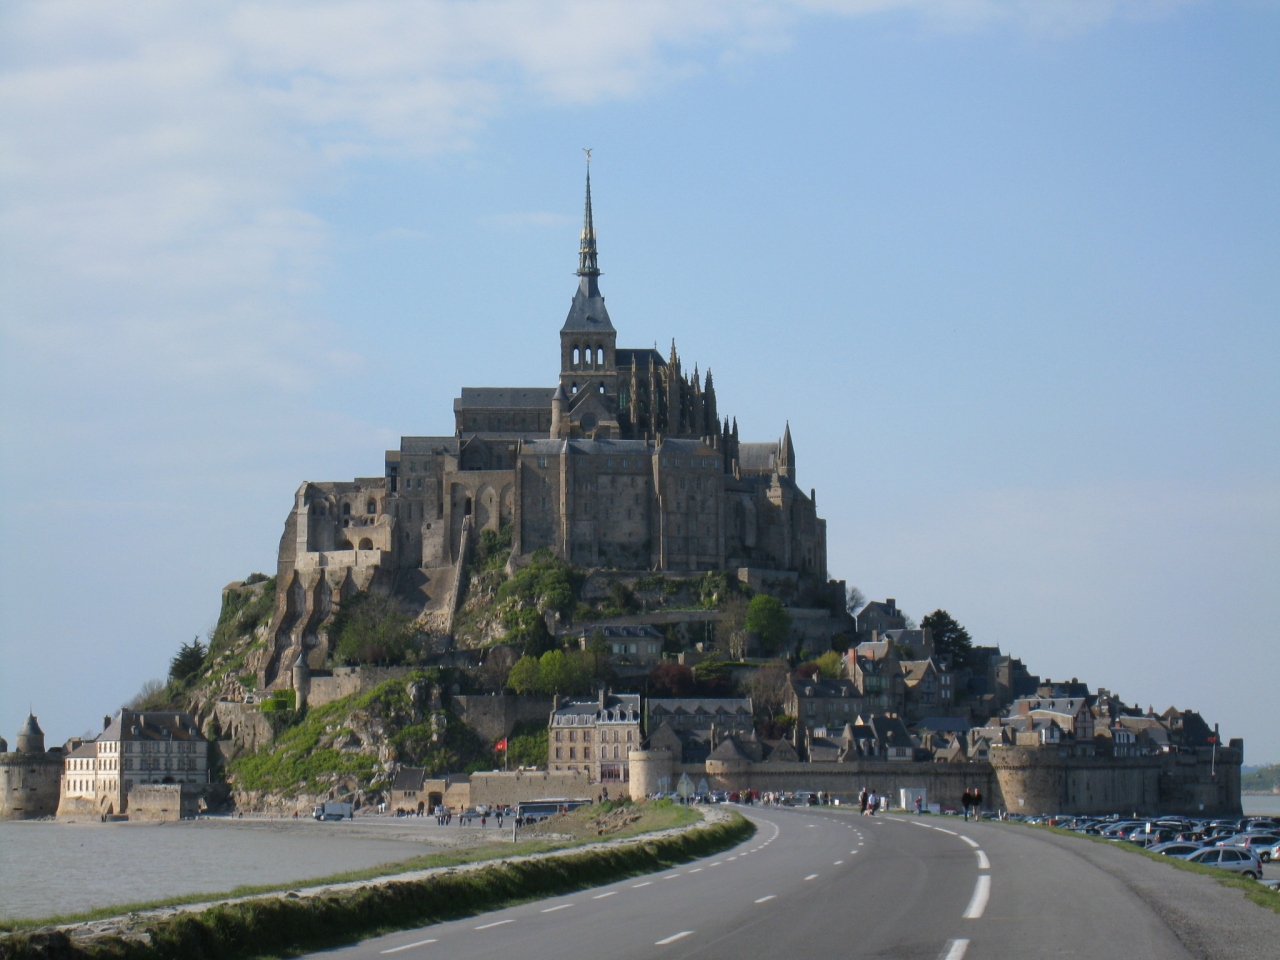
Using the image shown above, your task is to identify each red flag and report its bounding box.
[495,738,508,751]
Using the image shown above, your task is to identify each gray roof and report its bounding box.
[790,678,859,699]
[916,717,971,734]
[400,437,460,455]
[18,714,42,737]
[616,348,666,371]
[100,710,207,743]
[454,387,555,410]
[737,442,778,471]
[868,715,913,747]
[392,767,429,792]
[553,693,641,723]
[577,624,664,639]
[561,285,615,333]
[648,698,753,719]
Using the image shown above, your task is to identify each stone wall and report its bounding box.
[307,666,416,708]
[469,770,594,809]
[128,784,203,821]
[700,759,997,808]
[0,752,62,820]
[450,695,555,743]
[988,744,1243,816]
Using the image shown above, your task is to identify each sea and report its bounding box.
[1243,794,1280,817]
[0,815,493,922]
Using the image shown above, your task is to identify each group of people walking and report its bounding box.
[857,787,883,815]
[961,788,983,821]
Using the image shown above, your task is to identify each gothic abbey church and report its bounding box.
[266,171,828,684]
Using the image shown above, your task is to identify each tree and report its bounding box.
[537,649,586,694]
[744,595,791,654]
[648,663,696,698]
[503,608,555,658]
[694,655,732,696]
[743,660,791,717]
[714,593,750,659]
[506,655,542,695]
[845,585,867,618]
[921,609,972,669]
[331,593,420,666]
[813,650,844,680]
[168,637,207,684]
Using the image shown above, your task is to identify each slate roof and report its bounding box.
[552,693,642,723]
[561,285,614,333]
[737,442,778,472]
[790,678,859,699]
[400,436,461,455]
[454,387,555,410]
[616,348,666,371]
[392,767,429,792]
[916,716,971,734]
[100,710,206,743]
[647,698,753,722]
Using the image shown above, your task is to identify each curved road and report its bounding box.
[305,806,1198,960]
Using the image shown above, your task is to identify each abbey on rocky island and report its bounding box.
[266,169,827,684]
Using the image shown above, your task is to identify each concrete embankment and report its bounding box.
[0,808,752,960]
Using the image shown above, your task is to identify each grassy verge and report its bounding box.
[1023,823,1280,915]
[0,808,749,960]
[0,802,700,932]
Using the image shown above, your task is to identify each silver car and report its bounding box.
[1186,845,1264,879]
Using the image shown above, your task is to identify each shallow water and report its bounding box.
[0,815,497,921]
[1243,795,1280,817]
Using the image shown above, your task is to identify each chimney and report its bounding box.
[886,599,896,614]
[103,715,111,731]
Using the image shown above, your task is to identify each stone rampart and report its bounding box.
[450,695,554,743]
[128,784,203,821]
[0,752,62,820]
[700,759,996,808]
[469,770,594,809]
[988,744,1242,816]
[306,666,415,708]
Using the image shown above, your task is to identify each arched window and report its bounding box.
[599,382,605,394]
[342,502,351,516]
[358,537,374,550]
[597,346,604,366]
[572,346,580,367]
[571,383,578,394]
[366,499,376,514]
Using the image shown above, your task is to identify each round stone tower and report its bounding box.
[292,654,311,711]
[628,748,673,803]
[16,714,45,754]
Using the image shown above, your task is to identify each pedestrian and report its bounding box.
[867,791,876,816]
[497,811,503,828]
[858,787,868,815]
[481,814,487,828]
[972,789,983,819]
[914,794,923,816]
[961,789,972,821]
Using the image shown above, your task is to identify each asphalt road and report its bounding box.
[302,807,1209,960]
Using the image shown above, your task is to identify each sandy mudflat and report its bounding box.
[0,814,508,921]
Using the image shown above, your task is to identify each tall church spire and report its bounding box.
[577,151,600,296]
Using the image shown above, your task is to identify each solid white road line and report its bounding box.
[960,835,979,848]
[541,903,573,912]
[632,882,652,888]
[940,938,970,960]
[475,919,515,930]
[962,875,991,919]
[976,850,990,870]
[593,891,617,899]
[755,895,776,903]
[380,939,438,954]
[804,874,819,881]
[655,931,693,945]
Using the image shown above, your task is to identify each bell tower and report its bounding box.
[558,153,619,436]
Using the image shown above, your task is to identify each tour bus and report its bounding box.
[515,798,593,825]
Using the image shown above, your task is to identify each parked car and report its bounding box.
[1263,840,1280,864]
[1185,846,1263,879]
[1148,841,1203,858]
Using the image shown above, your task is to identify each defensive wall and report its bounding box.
[629,746,1242,815]
[127,784,204,821]
[449,694,555,743]
[0,751,62,820]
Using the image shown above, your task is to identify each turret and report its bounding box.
[779,421,796,482]
[16,713,45,754]
[550,383,567,438]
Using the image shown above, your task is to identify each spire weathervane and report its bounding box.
[577,150,600,289]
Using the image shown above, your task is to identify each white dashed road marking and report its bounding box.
[655,931,693,945]
[593,891,616,899]
[632,882,652,888]
[940,938,970,960]
[976,850,990,870]
[804,874,819,881]
[963,875,991,919]
[960,835,979,849]
[755,895,776,903]
[833,860,844,865]
[541,903,573,913]
[380,939,437,954]
[475,919,515,930]
[936,828,958,836]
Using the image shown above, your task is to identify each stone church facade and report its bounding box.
[265,170,827,685]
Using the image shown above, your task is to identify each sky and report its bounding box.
[1,1,1277,762]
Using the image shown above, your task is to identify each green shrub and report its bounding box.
[744,594,791,654]
[331,593,421,666]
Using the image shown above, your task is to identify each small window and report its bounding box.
[342,503,351,516]
[621,459,628,468]
[538,456,547,468]
[573,347,580,366]
[596,347,604,365]
[607,459,614,468]
[675,459,681,467]
[366,499,376,514]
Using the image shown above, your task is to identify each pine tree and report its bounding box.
[168,636,207,683]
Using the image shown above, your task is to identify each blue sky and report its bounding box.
[2,1,1277,761]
